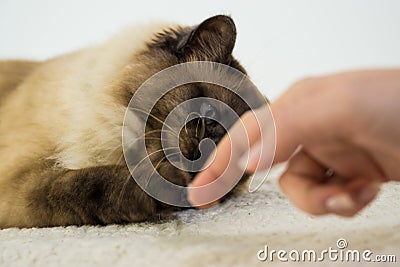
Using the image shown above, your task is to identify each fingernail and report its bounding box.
[238,142,262,171]
[325,193,356,213]
[357,183,380,204]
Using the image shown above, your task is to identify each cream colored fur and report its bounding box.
[0,23,170,169]
[0,23,171,221]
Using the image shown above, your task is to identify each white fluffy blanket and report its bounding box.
[1,167,399,267]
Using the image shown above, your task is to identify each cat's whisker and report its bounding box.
[184,122,188,136]
[144,151,182,190]
[113,149,125,167]
[124,129,179,149]
[138,137,163,141]
[195,116,205,140]
[113,128,181,177]
[184,112,202,137]
[116,170,134,208]
[129,107,177,135]
[116,147,171,208]
[143,129,178,138]
[117,149,181,207]
[134,147,180,170]
[102,144,125,166]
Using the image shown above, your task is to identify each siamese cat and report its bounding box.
[0,15,264,228]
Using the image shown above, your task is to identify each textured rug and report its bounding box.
[1,166,399,267]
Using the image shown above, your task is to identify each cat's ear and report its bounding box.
[181,15,237,62]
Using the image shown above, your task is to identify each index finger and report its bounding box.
[188,105,275,206]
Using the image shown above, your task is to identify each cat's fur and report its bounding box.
[0,15,262,228]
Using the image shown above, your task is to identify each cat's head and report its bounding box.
[123,15,265,204]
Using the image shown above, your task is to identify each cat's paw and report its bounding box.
[45,165,158,226]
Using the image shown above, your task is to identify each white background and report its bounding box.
[0,0,399,99]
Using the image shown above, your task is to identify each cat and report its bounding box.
[0,15,265,228]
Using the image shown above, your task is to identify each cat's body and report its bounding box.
[0,16,263,228]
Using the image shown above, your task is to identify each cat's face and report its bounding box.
[124,15,265,198]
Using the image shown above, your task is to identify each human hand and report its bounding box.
[188,69,400,216]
